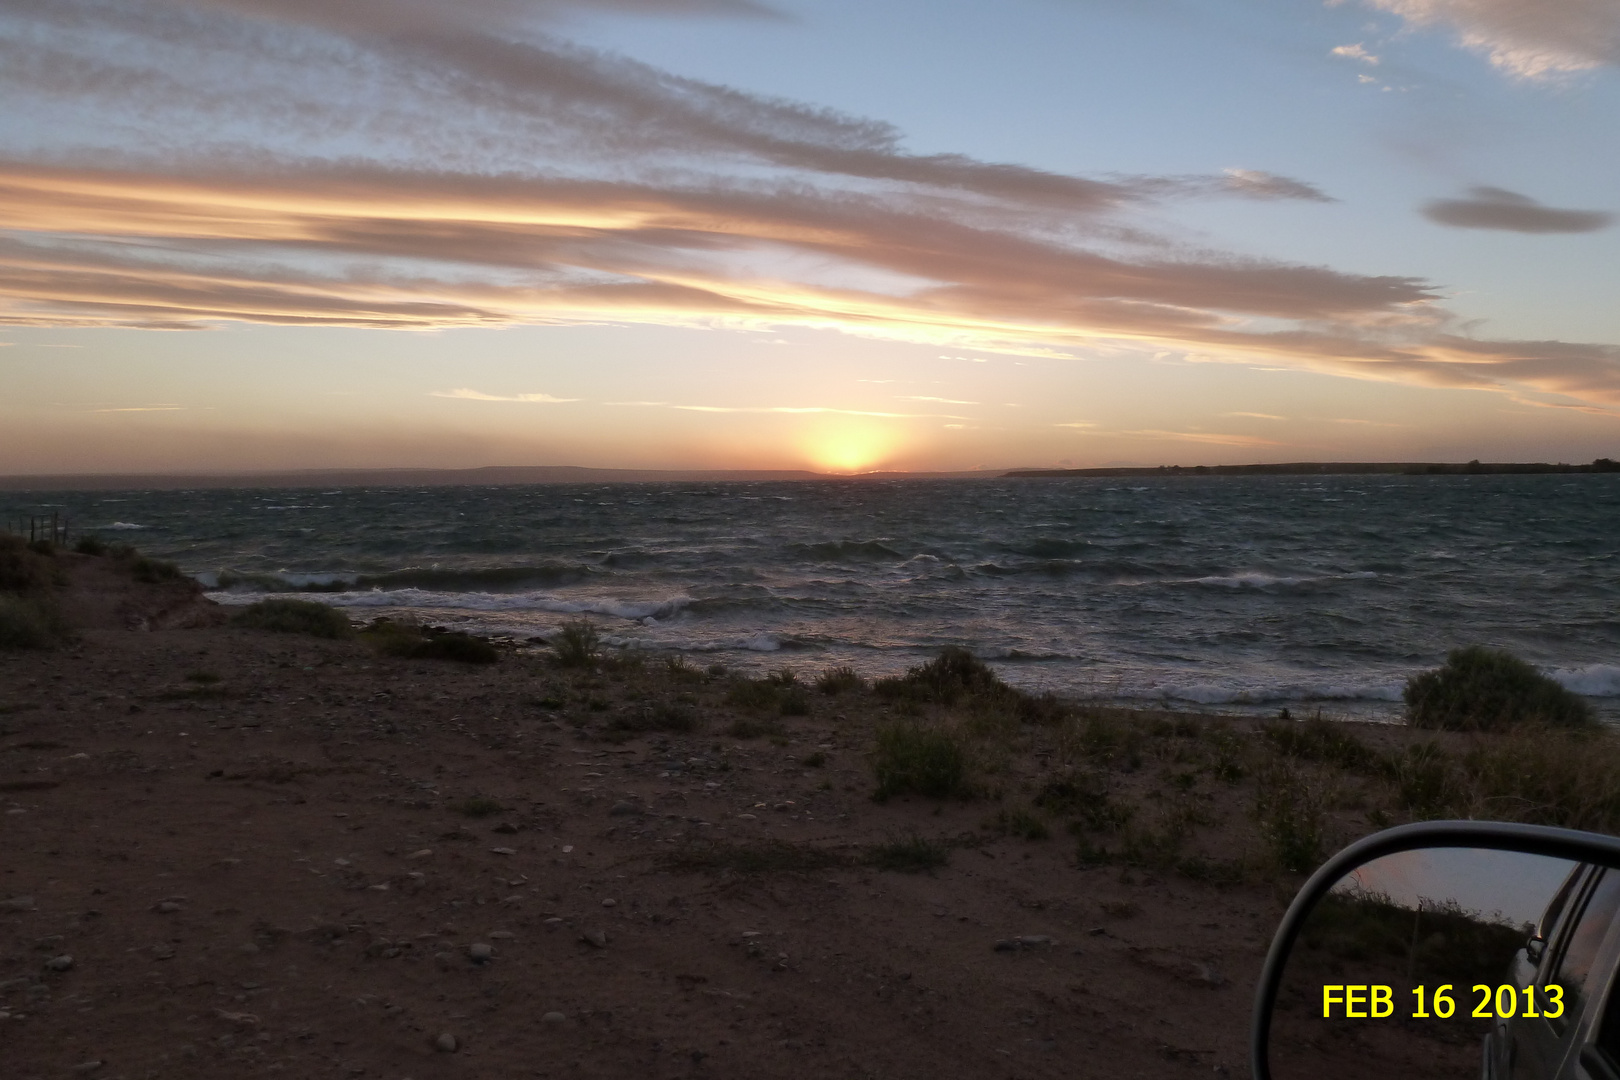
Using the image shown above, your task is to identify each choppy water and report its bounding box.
[8,475,1620,720]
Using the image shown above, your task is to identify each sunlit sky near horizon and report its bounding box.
[2,0,1618,475]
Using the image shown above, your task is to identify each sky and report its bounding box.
[1,0,1618,475]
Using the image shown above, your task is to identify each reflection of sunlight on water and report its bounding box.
[1337,849,1577,928]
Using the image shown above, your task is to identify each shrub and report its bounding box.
[233,598,355,639]
[606,702,698,740]
[725,675,781,711]
[815,666,865,695]
[1262,715,1380,773]
[1254,759,1327,874]
[871,722,970,801]
[0,534,55,594]
[725,716,783,740]
[130,555,184,584]
[73,535,108,556]
[989,806,1050,840]
[778,685,812,717]
[0,594,54,649]
[454,796,506,818]
[415,632,498,664]
[551,618,601,668]
[1405,646,1594,731]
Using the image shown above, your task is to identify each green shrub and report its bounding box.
[0,594,54,649]
[232,598,355,639]
[130,555,184,584]
[815,666,865,695]
[73,535,108,556]
[725,675,781,711]
[872,722,971,801]
[778,685,812,717]
[551,618,600,668]
[1405,646,1594,731]
[1254,759,1327,874]
[1262,716,1380,773]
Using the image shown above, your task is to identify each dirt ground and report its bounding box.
[0,561,1455,1080]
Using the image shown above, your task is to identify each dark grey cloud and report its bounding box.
[1422,186,1613,233]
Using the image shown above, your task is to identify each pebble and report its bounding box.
[154,901,182,914]
[434,1032,459,1053]
[543,918,564,930]
[541,1011,566,1024]
[580,929,609,949]
[467,943,494,963]
[608,802,641,817]
[490,847,517,856]
[71,1061,103,1073]
[45,955,74,972]
[1,896,35,912]
[600,898,617,908]
[489,930,515,940]
[406,849,434,860]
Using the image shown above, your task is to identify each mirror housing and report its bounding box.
[1251,820,1620,1080]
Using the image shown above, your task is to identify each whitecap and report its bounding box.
[1550,664,1620,697]
[106,521,145,530]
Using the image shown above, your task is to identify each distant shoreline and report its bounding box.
[0,458,1615,491]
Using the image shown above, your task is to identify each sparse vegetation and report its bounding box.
[866,835,950,873]
[0,593,55,649]
[454,796,505,818]
[359,618,497,663]
[129,555,184,584]
[605,701,699,741]
[233,598,355,639]
[989,806,1050,840]
[72,535,108,556]
[0,535,66,649]
[1253,758,1328,874]
[551,618,601,668]
[871,721,971,801]
[1405,645,1594,731]
[725,716,783,740]
[814,666,864,695]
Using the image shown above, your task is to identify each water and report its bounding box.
[9,474,1619,720]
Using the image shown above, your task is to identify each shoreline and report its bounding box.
[3,552,1617,1077]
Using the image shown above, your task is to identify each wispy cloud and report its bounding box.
[1331,43,1381,64]
[902,395,978,404]
[1360,0,1620,79]
[1224,411,1286,420]
[616,402,971,419]
[1055,421,1096,428]
[431,388,580,402]
[1120,430,1286,447]
[1422,187,1612,234]
[90,404,185,412]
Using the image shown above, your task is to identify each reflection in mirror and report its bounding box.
[1269,848,1588,1080]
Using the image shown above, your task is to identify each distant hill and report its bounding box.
[1004,459,1620,478]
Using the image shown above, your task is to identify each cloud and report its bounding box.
[0,1,1616,413]
[1361,0,1620,78]
[902,395,978,404]
[1331,43,1381,64]
[1120,430,1286,447]
[1054,421,1096,428]
[90,404,185,411]
[1422,187,1613,233]
[1223,411,1286,419]
[431,388,579,402]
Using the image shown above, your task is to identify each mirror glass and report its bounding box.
[1267,846,1620,1080]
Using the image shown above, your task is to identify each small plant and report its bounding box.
[725,675,781,711]
[1405,646,1594,731]
[233,599,355,639]
[1254,759,1327,874]
[454,796,505,818]
[72,535,108,556]
[662,655,705,682]
[871,722,971,801]
[551,618,601,669]
[605,702,699,741]
[778,685,812,717]
[866,835,950,873]
[990,806,1050,840]
[814,666,865,695]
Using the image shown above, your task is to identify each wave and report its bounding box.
[1550,664,1620,697]
[789,539,904,562]
[1176,570,1378,590]
[105,521,146,530]
[208,587,690,623]
[1105,678,1407,706]
[211,563,598,594]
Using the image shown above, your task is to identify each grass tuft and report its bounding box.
[1405,645,1593,731]
[871,721,971,801]
[551,618,601,669]
[814,666,865,695]
[232,598,355,639]
[866,835,950,873]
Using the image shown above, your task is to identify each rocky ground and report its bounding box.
[0,557,1477,1080]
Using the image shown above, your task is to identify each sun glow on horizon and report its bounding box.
[802,420,902,474]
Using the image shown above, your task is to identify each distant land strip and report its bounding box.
[1004,459,1620,478]
[0,459,1616,492]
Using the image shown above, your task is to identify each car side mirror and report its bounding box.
[1251,821,1620,1080]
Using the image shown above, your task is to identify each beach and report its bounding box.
[8,548,1602,1078]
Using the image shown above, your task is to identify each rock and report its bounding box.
[993,939,1017,952]
[608,802,641,817]
[434,1032,459,1053]
[1017,935,1054,948]
[541,1011,566,1024]
[215,1008,260,1025]
[154,901,182,914]
[467,943,494,963]
[580,929,608,949]
[490,847,517,856]
[406,849,434,860]
[44,954,73,972]
[150,944,176,960]
[1,896,35,912]
[488,930,515,940]
[542,917,563,930]
[600,898,617,908]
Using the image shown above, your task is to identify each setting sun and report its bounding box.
[803,422,898,474]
